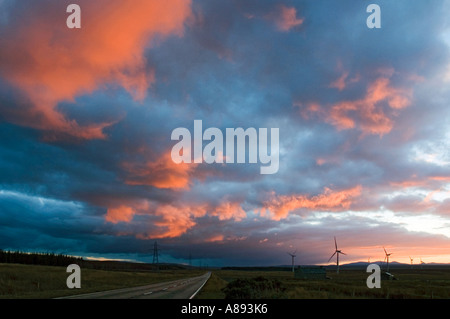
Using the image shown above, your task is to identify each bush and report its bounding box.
[222,276,286,299]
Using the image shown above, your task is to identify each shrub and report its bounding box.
[222,276,286,299]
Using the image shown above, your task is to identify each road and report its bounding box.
[58,272,211,299]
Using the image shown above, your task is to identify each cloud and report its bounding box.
[329,61,360,91]
[270,5,304,32]
[1,0,450,266]
[210,201,247,221]
[151,204,204,238]
[106,203,146,224]
[106,198,247,239]
[302,75,412,136]
[123,151,198,190]
[260,186,363,220]
[0,0,192,139]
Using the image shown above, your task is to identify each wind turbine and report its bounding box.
[328,237,346,274]
[420,258,425,269]
[409,256,414,269]
[287,250,297,272]
[383,247,392,272]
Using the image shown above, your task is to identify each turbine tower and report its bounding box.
[328,237,346,274]
[383,247,392,272]
[287,250,297,272]
[420,258,425,269]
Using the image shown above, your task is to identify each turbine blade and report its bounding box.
[328,252,336,262]
[334,237,338,250]
[383,247,387,255]
[340,252,347,255]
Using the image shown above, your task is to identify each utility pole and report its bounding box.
[152,241,160,271]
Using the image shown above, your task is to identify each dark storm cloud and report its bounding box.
[1,0,450,265]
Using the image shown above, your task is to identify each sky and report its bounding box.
[1,0,450,267]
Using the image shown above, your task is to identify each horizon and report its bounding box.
[0,247,446,268]
[1,0,450,268]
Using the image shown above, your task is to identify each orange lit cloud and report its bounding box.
[271,5,304,32]
[123,152,197,190]
[389,180,426,188]
[106,202,205,238]
[149,200,247,238]
[383,175,450,214]
[105,201,150,224]
[390,175,450,190]
[430,176,450,182]
[304,75,412,136]
[0,0,192,139]
[205,234,225,243]
[261,186,363,220]
[329,62,360,91]
[211,201,247,221]
[105,205,137,224]
[330,71,350,91]
[107,199,246,239]
[152,204,206,238]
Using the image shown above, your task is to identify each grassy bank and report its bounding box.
[0,263,204,299]
[3,263,449,299]
[196,268,450,299]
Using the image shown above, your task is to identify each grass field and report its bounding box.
[196,268,450,299]
[0,263,204,299]
[1,263,450,299]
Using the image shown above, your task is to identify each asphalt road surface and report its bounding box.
[58,272,211,299]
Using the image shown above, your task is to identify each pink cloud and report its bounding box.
[106,199,247,239]
[211,201,247,221]
[329,62,360,91]
[205,234,225,243]
[105,205,137,224]
[123,152,198,190]
[261,186,363,220]
[271,5,304,32]
[105,200,150,224]
[0,0,192,139]
[302,74,413,136]
[329,71,350,91]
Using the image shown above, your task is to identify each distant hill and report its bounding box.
[251,261,450,271]
[331,261,450,269]
[221,266,292,271]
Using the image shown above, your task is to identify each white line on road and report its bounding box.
[189,272,211,300]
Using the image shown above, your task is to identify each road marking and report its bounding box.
[189,272,211,300]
